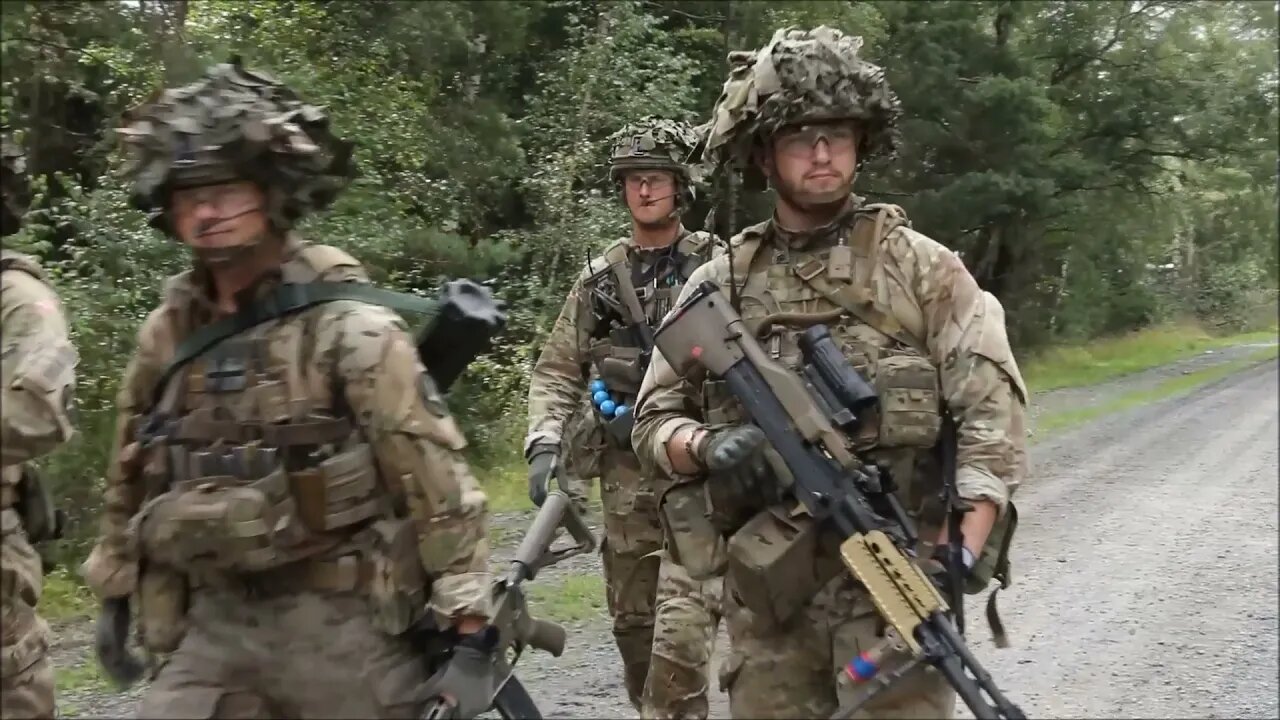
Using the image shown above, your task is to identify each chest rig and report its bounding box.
[584,231,713,400]
[132,248,389,577]
[707,206,945,517]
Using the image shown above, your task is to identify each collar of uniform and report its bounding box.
[173,233,306,318]
[625,225,690,260]
[768,195,863,251]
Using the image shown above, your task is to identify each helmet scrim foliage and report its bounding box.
[703,26,902,173]
[607,116,707,186]
[117,56,357,233]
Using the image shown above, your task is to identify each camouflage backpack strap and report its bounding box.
[675,230,716,281]
[724,220,769,308]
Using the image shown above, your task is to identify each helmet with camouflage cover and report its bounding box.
[2,129,31,237]
[116,55,356,238]
[703,26,902,175]
[606,116,707,216]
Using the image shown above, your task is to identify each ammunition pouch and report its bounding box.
[135,443,384,574]
[725,506,844,630]
[366,517,429,636]
[874,354,942,448]
[701,380,746,427]
[137,563,189,654]
[15,464,64,544]
[597,351,644,392]
[657,482,728,581]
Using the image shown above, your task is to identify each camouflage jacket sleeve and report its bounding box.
[889,227,1030,513]
[83,307,171,598]
[631,259,724,480]
[0,269,77,465]
[332,302,492,622]
[524,273,594,455]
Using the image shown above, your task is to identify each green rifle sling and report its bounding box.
[149,282,439,408]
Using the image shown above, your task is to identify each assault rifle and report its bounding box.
[96,278,509,690]
[421,489,597,719]
[653,281,1026,720]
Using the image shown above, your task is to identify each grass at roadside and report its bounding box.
[1022,323,1278,393]
[1035,345,1278,436]
[525,573,608,624]
[40,566,96,623]
[55,660,112,699]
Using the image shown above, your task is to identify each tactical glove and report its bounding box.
[697,425,772,533]
[526,445,559,507]
[699,425,767,472]
[422,627,498,719]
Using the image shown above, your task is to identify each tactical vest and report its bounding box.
[131,244,396,581]
[706,205,1020,641]
[583,230,715,404]
[706,205,945,514]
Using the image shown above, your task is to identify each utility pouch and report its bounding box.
[658,482,728,581]
[874,354,942,448]
[725,506,843,629]
[137,563,189,654]
[367,518,428,636]
[134,466,309,573]
[289,443,383,534]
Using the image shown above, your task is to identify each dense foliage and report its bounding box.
[1,0,1275,554]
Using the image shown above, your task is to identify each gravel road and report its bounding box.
[53,349,1279,719]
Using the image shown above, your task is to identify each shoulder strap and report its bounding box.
[602,241,649,329]
[724,222,768,303]
[790,255,924,354]
[788,209,924,354]
[149,282,438,408]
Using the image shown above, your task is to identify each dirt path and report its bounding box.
[54,349,1279,719]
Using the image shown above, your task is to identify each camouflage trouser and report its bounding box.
[1,511,54,720]
[719,571,956,719]
[599,447,720,717]
[640,554,722,720]
[599,446,663,711]
[139,588,431,718]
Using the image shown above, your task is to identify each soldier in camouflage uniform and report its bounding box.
[633,27,1030,719]
[78,59,497,718]
[524,117,722,716]
[2,135,78,720]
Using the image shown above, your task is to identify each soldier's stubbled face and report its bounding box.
[622,169,680,228]
[170,180,271,250]
[759,121,860,211]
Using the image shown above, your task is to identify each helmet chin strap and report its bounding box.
[187,205,270,268]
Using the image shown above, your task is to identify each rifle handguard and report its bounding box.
[512,491,596,581]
